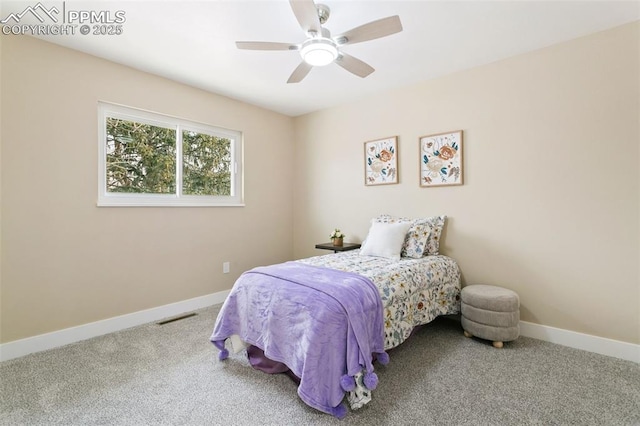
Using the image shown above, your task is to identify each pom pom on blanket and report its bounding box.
[376,351,390,365]
[364,371,378,390]
[218,348,229,360]
[331,402,348,419]
[340,374,356,392]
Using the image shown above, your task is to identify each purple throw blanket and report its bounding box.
[210,261,386,418]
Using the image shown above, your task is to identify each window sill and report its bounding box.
[97,197,245,207]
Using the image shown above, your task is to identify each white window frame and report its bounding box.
[98,102,244,207]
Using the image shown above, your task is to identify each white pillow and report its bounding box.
[360,221,412,261]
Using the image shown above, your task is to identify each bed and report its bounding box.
[210,215,461,418]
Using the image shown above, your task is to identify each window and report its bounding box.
[98,102,243,206]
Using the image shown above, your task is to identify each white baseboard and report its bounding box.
[519,321,639,363]
[0,290,230,362]
[2,298,637,364]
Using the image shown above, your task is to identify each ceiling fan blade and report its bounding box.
[335,53,375,78]
[289,0,321,35]
[236,41,296,51]
[334,16,402,46]
[287,62,313,84]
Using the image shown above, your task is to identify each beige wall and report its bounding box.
[0,36,294,343]
[293,22,640,344]
[0,32,3,342]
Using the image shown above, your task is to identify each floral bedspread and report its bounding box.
[297,250,461,408]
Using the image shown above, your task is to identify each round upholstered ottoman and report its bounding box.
[461,285,520,348]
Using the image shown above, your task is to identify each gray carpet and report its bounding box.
[1,304,638,425]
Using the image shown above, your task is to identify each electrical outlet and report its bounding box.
[223,262,230,274]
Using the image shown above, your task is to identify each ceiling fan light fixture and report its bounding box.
[300,38,338,66]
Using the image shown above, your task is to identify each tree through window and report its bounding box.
[98,103,243,206]
[106,118,177,194]
[182,130,231,196]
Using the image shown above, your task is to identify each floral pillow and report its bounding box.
[374,214,446,257]
[422,215,446,256]
[402,220,432,258]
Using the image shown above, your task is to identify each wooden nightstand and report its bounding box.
[315,242,361,254]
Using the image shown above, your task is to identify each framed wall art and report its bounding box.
[364,136,398,186]
[419,130,463,187]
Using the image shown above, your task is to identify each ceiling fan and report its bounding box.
[236,0,403,83]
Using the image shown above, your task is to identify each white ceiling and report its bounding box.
[2,0,639,116]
